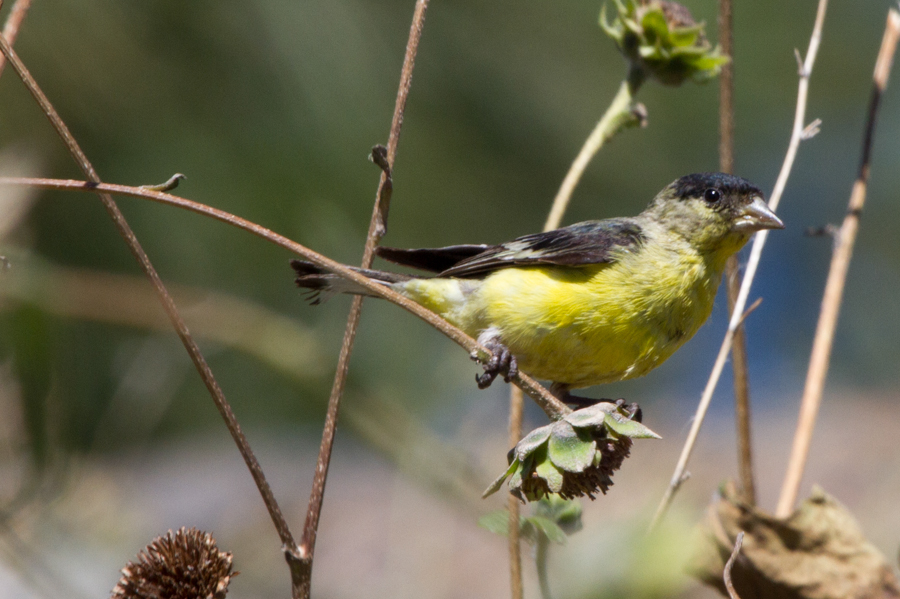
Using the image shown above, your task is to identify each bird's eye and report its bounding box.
[704,188,721,203]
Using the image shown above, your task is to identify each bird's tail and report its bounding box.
[290,259,412,305]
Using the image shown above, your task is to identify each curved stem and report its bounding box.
[0,176,572,422]
[544,67,646,231]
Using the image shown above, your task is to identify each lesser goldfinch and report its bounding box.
[292,173,783,404]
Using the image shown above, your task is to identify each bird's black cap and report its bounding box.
[671,172,763,200]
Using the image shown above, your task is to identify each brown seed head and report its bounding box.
[111,527,235,599]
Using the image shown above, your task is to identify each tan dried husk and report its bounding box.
[691,482,900,599]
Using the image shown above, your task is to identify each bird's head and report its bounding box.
[646,172,784,260]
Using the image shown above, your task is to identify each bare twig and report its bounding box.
[723,531,745,599]
[0,177,571,420]
[296,4,429,594]
[775,7,900,518]
[717,0,735,179]
[719,0,756,507]
[140,173,186,192]
[0,0,31,80]
[507,386,524,599]
[0,27,306,590]
[650,0,829,531]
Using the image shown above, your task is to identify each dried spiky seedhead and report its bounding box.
[483,401,660,502]
[111,527,235,599]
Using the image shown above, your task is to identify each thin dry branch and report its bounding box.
[649,0,829,531]
[506,386,524,599]
[0,176,572,422]
[0,24,305,589]
[723,531,744,599]
[775,7,900,518]
[0,0,31,80]
[297,4,429,594]
[719,0,756,506]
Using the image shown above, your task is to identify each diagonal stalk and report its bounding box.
[295,2,430,595]
[0,176,574,422]
[775,8,900,518]
[0,21,306,595]
[544,67,646,232]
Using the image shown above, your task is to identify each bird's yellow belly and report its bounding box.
[463,257,719,388]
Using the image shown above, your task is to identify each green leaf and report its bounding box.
[563,402,617,428]
[515,423,553,461]
[640,9,668,38]
[599,4,619,37]
[526,516,568,545]
[547,421,596,472]
[509,454,530,490]
[477,510,511,536]
[612,0,630,16]
[604,412,662,439]
[482,459,519,498]
[477,510,543,545]
[535,454,564,493]
[669,25,703,47]
[535,496,584,536]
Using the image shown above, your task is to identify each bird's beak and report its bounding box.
[732,196,785,232]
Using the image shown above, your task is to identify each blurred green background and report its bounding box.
[0,1,899,598]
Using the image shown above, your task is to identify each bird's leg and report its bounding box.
[549,383,601,407]
[549,384,642,422]
[472,328,518,389]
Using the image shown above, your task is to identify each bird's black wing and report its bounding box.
[426,219,646,278]
[375,244,491,273]
[440,219,645,278]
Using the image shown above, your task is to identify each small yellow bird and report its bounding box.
[292,173,783,405]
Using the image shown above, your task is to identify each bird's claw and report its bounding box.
[474,339,518,389]
[615,398,643,422]
[549,387,643,422]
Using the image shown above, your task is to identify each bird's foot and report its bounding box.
[473,335,518,389]
[613,398,642,423]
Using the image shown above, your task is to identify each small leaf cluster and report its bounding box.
[479,496,584,546]
[483,402,660,502]
[601,0,729,85]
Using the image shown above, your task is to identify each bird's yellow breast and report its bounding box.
[404,237,724,388]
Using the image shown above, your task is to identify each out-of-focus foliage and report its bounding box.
[601,0,729,85]
[479,495,583,545]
